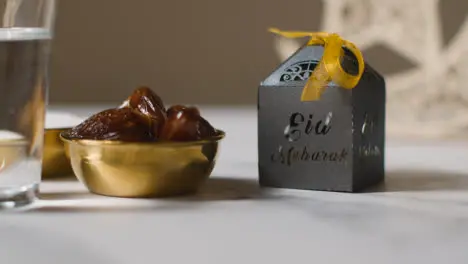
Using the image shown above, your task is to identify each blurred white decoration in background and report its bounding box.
[274,0,468,139]
[3,0,23,26]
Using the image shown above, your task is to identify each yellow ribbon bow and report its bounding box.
[269,28,365,101]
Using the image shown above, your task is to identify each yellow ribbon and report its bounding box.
[269,28,365,101]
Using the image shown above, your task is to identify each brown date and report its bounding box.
[160,105,216,141]
[67,108,154,142]
[120,86,166,137]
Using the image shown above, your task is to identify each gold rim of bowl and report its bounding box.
[59,129,226,146]
[46,127,74,132]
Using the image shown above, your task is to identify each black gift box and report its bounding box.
[258,44,386,192]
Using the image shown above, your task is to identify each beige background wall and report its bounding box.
[50,0,467,105]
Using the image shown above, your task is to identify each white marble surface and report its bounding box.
[2,105,468,264]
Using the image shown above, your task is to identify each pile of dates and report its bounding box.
[67,87,217,142]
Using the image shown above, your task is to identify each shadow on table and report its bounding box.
[39,191,91,200]
[25,202,196,214]
[28,177,272,213]
[367,170,468,192]
[172,177,274,202]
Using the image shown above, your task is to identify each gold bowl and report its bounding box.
[60,131,225,198]
[42,128,73,179]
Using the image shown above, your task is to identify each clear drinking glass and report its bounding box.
[0,0,56,208]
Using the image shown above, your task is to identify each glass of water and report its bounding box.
[0,0,56,208]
